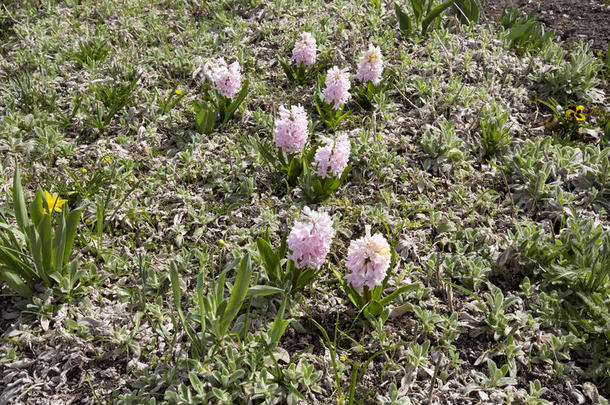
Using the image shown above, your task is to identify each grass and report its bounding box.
[0,0,609,404]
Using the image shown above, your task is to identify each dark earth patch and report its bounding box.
[483,0,610,53]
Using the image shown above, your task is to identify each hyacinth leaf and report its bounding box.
[366,299,384,317]
[170,262,201,352]
[269,296,290,347]
[395,4,412,36]
[193,100,217,134]
[246,285,285,298]
[0,266,32,297]
[223,79,249,125]
[12,165,28,232]
[379,284,419,306]
[293,268,317,292]
[279,57,295,82]
[421,0,457,36]
[219,253,252,337]
[410,0,423,23]
[286,155,302,186]
[257,237,280,283]
[62,208,82,268]
[28,189,43,229]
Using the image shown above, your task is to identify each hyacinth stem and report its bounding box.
[291,267,302,292]
[363,286,372,303]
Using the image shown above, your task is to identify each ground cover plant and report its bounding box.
[1,0,609,403]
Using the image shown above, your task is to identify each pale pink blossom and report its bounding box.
[212,60,242,99]
[323,66,351,110]
[356,44,384,86]
[344,226,391,292]
[274,105,309,155]
[287,207,335,270]
[292,32,317,68]
[314,133,350,178]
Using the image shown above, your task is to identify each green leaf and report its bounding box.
[219,253,252,337]
[246,285,285,298]
[37,215,53,285]
[379,284,419,306]
[410,0,423,23]
[269,296,290,348]
[421,0,457,36]
[224,79,249,124]
[257,238,279,283]
[0,265,32,297]
[169,262,182,313]
[12,165,28,232]
[294,268,317,292]
[63,208,82,267]
[395,3,412,36]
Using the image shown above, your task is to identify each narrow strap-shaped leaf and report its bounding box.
[379,284,419,306]
[421,0,457,36]
[38,214,53,283]
[196,270,207,341]
[395,3,412,35]
[62,207,82,267]
[54,212,68,275]
[29,190,43,235]
[257,238,279,283]
[246,285,285,298]
[12,165,28,232]
[269,295,290,348]
[410,0,423,23]
[219,253,252,337]
[224,79,249,124]
[0,266,33,297]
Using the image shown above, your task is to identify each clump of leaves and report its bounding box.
[501,7,554,56]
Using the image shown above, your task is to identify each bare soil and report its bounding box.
[483,0,610,53]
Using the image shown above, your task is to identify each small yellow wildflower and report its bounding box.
[175,88,182,95]
[103,156,112,163]
[566,105,585,121]
[218,239,227,247]
[43,190,67,214]
[81,168,88,175]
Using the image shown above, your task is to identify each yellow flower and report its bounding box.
[175,88,182,95]
[43,190,67,214]
[81,168,88,175]
[565,105,585,121]
[103,156,112,163]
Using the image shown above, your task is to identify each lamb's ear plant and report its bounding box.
[0,166,83,297]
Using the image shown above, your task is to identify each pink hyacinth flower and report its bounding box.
[355,44,384,86]
[323,66,351,110]
[212,60,242,99]
[344,225,391,292]
[292,32,317,68]
[287,206,335,270]
[314,133,350,178]
[274,105,309,155]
